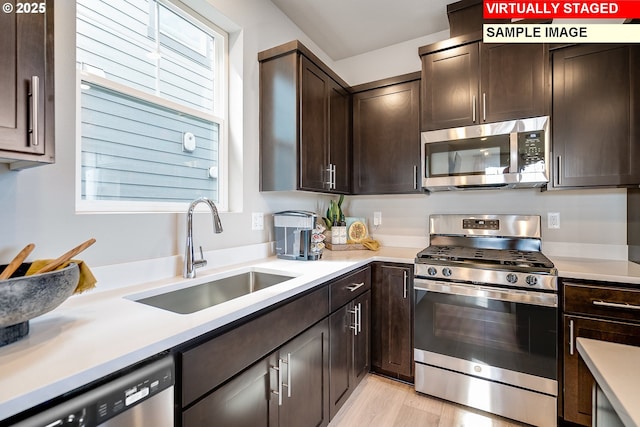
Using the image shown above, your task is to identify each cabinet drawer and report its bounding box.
[180,286,328,407]
[564,282,640,322]
[330,267,371,311]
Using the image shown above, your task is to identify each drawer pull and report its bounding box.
[593,300,640,310]
[346,282,365,292]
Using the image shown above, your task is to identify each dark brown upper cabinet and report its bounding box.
[552,44,640,188]
[259,41,350,194]
[352,74,421,194]
[0,0,54,170]
[419,35,547,131]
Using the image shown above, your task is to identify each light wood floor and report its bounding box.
[328,374,530,427]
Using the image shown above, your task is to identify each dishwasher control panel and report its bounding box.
[12,355,174,427]
[95,356,173,424]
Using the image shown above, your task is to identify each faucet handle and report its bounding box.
[193,246,207,269]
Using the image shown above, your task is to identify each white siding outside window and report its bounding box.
[76,0,227,212]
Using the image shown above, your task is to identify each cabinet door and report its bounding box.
[0,0,51,159]
[299,56,329,192]
[372,264,413,380]
[353,80,421,194]
[352,291,371,384]
[328,80,350,193]
[553,44,640,187]
[329,303,353,419]
[279,319,330,427]
[563,315,640,426]
[480,43,547,123]
[182,356,277,427]
[421,43,479,131]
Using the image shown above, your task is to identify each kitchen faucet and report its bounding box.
[183,197,223,278]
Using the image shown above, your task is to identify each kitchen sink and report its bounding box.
[132,270,296,314]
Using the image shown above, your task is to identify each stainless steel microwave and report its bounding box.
[421,116,550,191]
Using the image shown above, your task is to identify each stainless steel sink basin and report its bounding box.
[133,270,295,314]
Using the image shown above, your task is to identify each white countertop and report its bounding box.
[0,247,417,422]
[2,242,640,423]
[577,338,640,427]
[552,256,640,285]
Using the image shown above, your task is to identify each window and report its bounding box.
[76,0,227,212]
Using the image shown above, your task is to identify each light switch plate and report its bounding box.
[373,211,382,226]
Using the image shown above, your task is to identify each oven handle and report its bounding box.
[414,279,557,308]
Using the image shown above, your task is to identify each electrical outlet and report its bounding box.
[548,212,560,229]
[252,212,264,231]
[373,211,382,226]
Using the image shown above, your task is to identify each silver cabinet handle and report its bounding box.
[271,359,283,406]
[29,76,40,147]
[346,282,366,292]
[557,156,562,186]
[357,302,362,334]
[569,319,575,356]
[413,165,418,190]
[472,95,477,123]
[403,270,408,299]
[482,92,486,122]
[593,300,640,310]
[281,353,291,398]
[349,303,359,336]
[325,163,333,190]
[332,164,336,190]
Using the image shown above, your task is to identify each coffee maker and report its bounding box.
[274,211,321,261]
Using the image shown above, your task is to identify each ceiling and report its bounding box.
[269,0,452,60]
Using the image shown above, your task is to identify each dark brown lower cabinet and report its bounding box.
[562,280,640,426]
[183,319,330,427]
[562,316,640,426]
[329,291,371,418]
[279,319,330,427]
[183,356,274,427]
[371,263,413,381]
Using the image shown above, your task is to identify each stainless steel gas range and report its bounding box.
[414,214,558,427]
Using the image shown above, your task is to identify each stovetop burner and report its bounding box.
[416,245,555,270]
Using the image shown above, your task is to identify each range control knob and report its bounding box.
[427,267,437,276]
[506,273,518,284]
[525,275,539,286]
[442,267,452,277]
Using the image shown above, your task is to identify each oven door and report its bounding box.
[414,278,557,395]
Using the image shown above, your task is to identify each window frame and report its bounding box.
[75,0,229,214]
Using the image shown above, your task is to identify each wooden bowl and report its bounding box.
[0,263,79,346]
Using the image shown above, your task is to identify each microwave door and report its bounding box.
[424,135,511,189]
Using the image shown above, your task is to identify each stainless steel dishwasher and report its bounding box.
[14,354,174,427]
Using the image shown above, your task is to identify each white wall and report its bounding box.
[0,1,629,268]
